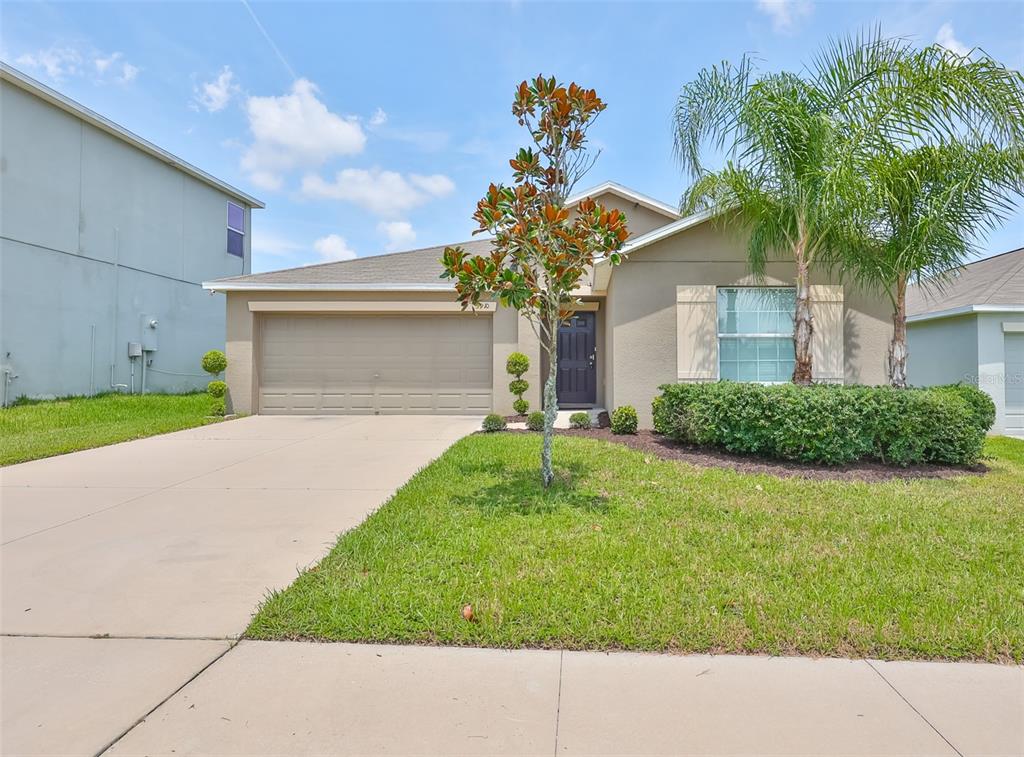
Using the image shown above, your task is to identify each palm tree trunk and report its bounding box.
[541,339,558,488]
[792,248,814,385]
[888,275,909,388]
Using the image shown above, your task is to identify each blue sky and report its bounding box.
[3,0,1022,272]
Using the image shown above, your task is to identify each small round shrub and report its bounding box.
[506,352,530,378]
[207,380,227,398]
[569,411,592,429]
[508,379,529,396]
[482,413,507,432]
[210,398,226,417]
[512,398,529,415]
[526,411,545,431]
[611,405,638,435]
[201,350,227,376]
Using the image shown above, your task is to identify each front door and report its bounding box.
[557,311,597,406]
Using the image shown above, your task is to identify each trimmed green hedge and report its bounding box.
[652,382,994,466]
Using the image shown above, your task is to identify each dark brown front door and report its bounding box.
[557,312,597,406]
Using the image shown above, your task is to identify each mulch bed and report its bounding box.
[503,427,987,482]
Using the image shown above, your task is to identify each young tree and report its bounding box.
[440,76,629,487]
[672,31,1024,385]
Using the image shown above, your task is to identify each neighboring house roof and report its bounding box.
[566,181,682,220]
[907,248,1024,322]
[0,61,265,209]
[206,239,494,291]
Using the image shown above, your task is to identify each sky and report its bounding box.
[2,0,1022,273]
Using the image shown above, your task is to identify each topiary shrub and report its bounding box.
[569,411,592,429]
[201,350,227,376]
[526,411,545,431]
[653,381,992,466]
[506,352,530,415]
[207,380,227,399]
[610,405,638,435]
[482,413,507,432]
[210,398,226,417]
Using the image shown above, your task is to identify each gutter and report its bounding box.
[202,281,456,293]
[907,304,1024,323]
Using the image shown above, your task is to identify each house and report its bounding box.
[907,248,1024,437]
[205,182,892,426]
[0,63,263,404]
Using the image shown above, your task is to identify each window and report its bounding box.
[227,201,245,258]
[717,287,796,382]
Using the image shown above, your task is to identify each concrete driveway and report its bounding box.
[0,414,481,756]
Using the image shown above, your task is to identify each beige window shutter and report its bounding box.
[676,285,718,381]
[810,285,845,383]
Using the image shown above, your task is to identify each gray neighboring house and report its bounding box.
[0,63,263,404]
[907,248,1024,437]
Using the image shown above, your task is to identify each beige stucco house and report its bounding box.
[205,183,892,426]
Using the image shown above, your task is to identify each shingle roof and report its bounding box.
[208,239,494,289]
[907,248,1024,317]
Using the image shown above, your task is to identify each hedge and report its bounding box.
[652,382,994,466]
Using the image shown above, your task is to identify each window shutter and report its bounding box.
[676,285,718,381]
[810,285,845,383]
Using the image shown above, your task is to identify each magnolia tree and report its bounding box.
[441,76,629,487]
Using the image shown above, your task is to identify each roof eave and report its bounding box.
[907,304,1024,323]
[1,62,265,209]
[566,181,681,220]
[202,281,455,292]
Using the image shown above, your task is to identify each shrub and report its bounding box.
[569,411,592,429]
[482,414,507,432]
[207,380,227,398]
[210,398,226,417]
[653,381,992,466]
[526,411,545,431]
[506,352,530,377]
[509,379,529,396]
[512,398,530,415]
[610,406,638,435]
[201,350,227,376]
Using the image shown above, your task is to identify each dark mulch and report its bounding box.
[504,428,987,482]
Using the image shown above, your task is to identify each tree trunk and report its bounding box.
[541,342,558,488]
[888,274,908,388]
[792,255,814,385]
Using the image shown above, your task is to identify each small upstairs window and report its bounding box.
[227,201,245,258]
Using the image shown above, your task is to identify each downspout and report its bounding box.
[109,227,127,392]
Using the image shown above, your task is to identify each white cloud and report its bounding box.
[16,47,83,80]
[195,66,238,112]
[755,0,813,33]
[936,23,971,57]
[378,221,417,252]
[16,45,139,84]
[369,107,388,127]
[302,168,455,217]
[313,234,357,262]
[241,78,366,191]
[251,230,303,257]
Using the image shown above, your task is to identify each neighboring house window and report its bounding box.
[227,202,245,258]
[717,287,796,382]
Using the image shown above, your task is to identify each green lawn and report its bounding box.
[0,393,221,466]
[249,433,1024,663]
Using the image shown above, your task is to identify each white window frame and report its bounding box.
[717,286,796,384]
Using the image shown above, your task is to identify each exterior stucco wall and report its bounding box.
[605,220,892,427]
[223,290,516,415]
[908,312,1024,436]
[0,79,252,400]
[592,194,676,238]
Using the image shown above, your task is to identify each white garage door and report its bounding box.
[1005,333,1024,436]
[258,314,493,415]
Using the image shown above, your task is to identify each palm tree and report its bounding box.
[673,31,1024,385]
[852,142,1024,387]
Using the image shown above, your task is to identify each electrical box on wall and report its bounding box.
[127,342,142,358]
[139,314,159,352]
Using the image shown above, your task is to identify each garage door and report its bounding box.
[258,314,493,414]
[1005,333,1024,436]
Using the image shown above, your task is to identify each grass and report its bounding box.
[0,392,221,466]
[248,433,1024,663]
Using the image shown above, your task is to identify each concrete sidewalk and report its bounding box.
[104,641,1022,756]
